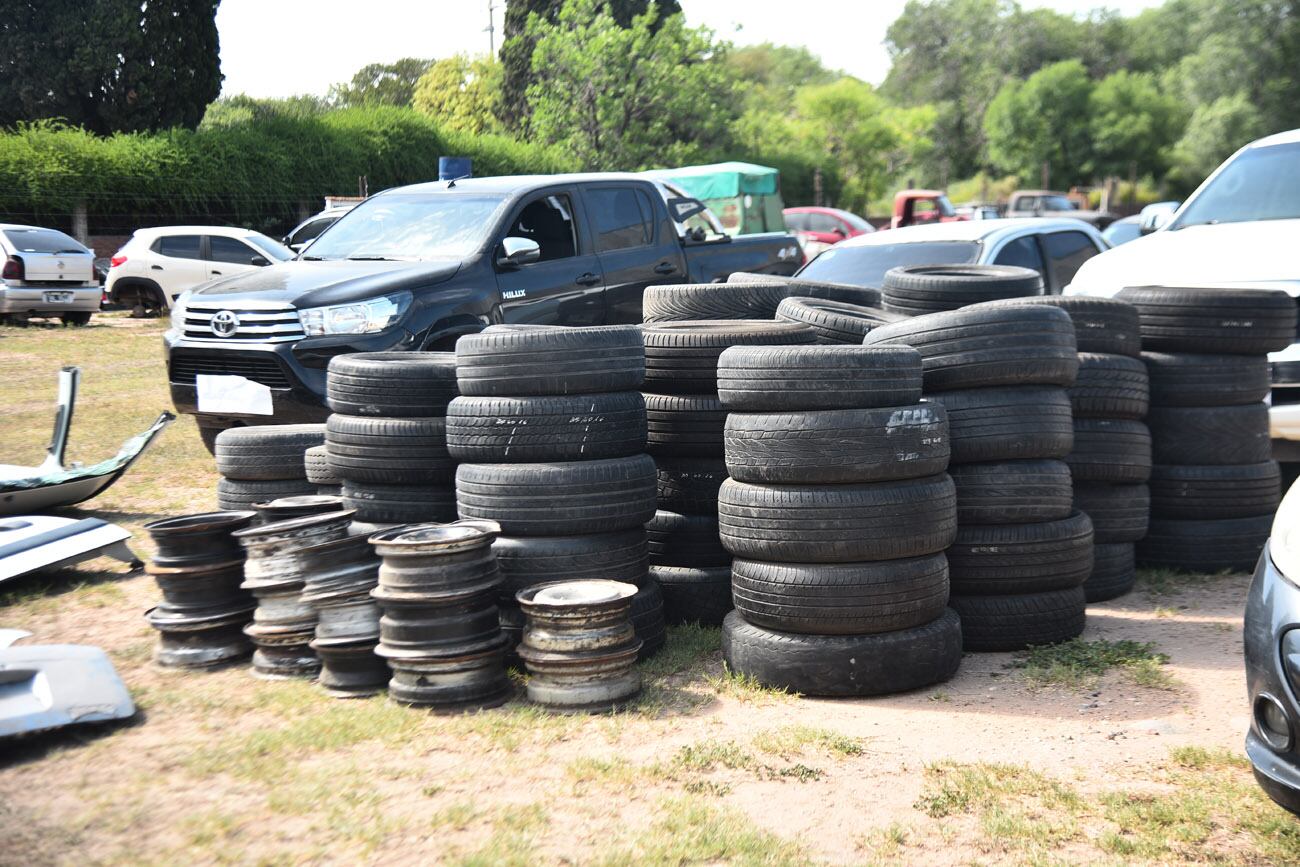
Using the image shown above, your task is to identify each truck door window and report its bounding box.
[588,187,652,252]
[992,235,1046,277]
[1042,231,1099,288]
[508,195,577,261]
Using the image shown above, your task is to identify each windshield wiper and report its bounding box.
[299,255,330,261]
[346,255,417,262]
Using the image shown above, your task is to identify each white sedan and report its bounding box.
[0,224,100,325]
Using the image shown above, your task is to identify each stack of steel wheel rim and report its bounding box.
[516,580,642,713]
[369,520,511,711]
[233,510,354,679]
[298,533,387,697]
[253,494,345,525]
[143,510,259,669]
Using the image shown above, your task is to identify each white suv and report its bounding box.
[106,226,294,314]
[0,224,99,325]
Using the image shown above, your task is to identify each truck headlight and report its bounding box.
[297,292,411,337]
[169,292,189,334]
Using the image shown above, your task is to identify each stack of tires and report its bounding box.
[303,446,342,496]
[864,300,1093,652]
[214,425,324,511]
[1120,286,1296,572]
[881,265,1046,316]
[449,325,665,657]
[775,296,903,345]
[639,301,816,628]
[988,296,1151,602]
[323,353,460,530]
[726,271,883,307]
[716,344,962,696]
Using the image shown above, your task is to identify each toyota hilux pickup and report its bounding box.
[165,172,802,445]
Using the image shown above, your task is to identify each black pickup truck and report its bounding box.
[164,172,802,443]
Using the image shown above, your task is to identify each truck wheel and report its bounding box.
[721,608,962,696]
[642,320,816,395]
[327,351,459,416]
[774,297,902,344]
[1069,353,1149,419]
[948,588,1086,652]
[950,459,1073,525]
[718,344,921,411]
[926,387,1074,464]
[1143,352,1271,407]
[456,325,644,396]
[651,565,733,626]
[447,392,646,462]
[1119,285,1296,355]
[882,264,1044,315]
[983,296,1141,357]
[214,424,326,480]
[1065,419,1154,483]
[642,282,789,322]
[863,305,1078,390]
[646,509,731,567]
[946,511,1094,596]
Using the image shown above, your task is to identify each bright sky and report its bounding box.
[216,0,1168,98]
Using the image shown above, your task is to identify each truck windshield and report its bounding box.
[798,241,980,288]
[1171,142,1300,229]
[302,194,505,261]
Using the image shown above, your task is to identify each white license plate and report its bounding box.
[43,291,74,303]
[196,375,274,415]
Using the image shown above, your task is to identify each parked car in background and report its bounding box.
[783,206,874,258]
[797,218,1108,294]
[955,202,1002,220]
[283,205,356,253]
[0,224,99,325]
[1067,128,1300,462]
[889,189,968,229]
[106,226,295,315]
[1245,476,1300,815]
[1100,201,1182,247]
[1006,189,1117,229]
[165,172,801,447]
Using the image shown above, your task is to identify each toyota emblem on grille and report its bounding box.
[210,310,240,337]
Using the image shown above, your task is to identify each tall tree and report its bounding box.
[725,43,839,113]
[328,58,435,108]
[0,0,222,134]
[412,55,504,135]
[1089,70,1184,179]
[984,60,1094,187]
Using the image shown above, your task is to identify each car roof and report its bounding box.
[389,172,652,196]
[837,217,1097,248]
[133,225,262,239]
[1247,128,1300,149]
[0,223,79,234]
[1012,190,1070,197]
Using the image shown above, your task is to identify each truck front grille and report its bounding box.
[183,303,304,344]
[169,352,292,389]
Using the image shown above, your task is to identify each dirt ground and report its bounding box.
[1,316,1296,866]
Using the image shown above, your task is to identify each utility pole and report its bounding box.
[485,1,500,56]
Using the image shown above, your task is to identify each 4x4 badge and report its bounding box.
[210,310,240,337]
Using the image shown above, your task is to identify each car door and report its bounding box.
[206,235,268,281]
[585,184,682,325]
[494,189,605,325]
[990,234,1049,286]
[1039,230,1103,293]
[150,234,209,300]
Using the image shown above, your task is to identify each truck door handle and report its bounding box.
[575,272,600,286]
[653,261,677,275]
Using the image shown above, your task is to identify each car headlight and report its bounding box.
[297,292,411,337]
[169,292,190,333]
[1271,478,1300,586]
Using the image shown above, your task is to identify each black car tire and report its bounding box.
[340,480,458,525]
[214,424,326,481]
[642,282,790,322]
[949,587,1087,652]
[927,387,1074,464]
[721,608,962,697]
[1148,404,1271,466]
[949,459,1073,524]
[304,445,340,486]
[642,320,816,395]
[493,530,650,596]
[325,415,454,484]
[774,297,903,344]
[882,264,1044,315]
[862,304,1078,390]
[725,272,882,308]
[982,296,1141,357]
[730,553,949,635]
[446,392,646,462]
[1065,419,1153,483]
[645,509,731,567]
[717,474,958,563]
[1084,542,1136,602]
[716,344,922,411]
[723,403,950,485]
[1072,482,1150,543]
[652,565,733,626]
[1118,285,1296,355]
[946,511,1094,596]
[456,324,644,396]
[655,458,729,513]
[455,455,657,536]
[216,477,319,511]
[644,394,727,458]
[1069,353,1150,419]
[1137,515,1273,573]
[326,352,459,417]
[1142,352,1272,407]
[632,579,667,660]
[1148,462,1281,520]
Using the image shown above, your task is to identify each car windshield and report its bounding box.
[244,235,295,262]
[2,228,87,254]
[798,241,981,287]
[301,193,506,260]
[1171,142,1300,229]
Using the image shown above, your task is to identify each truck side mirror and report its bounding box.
[497,237,541,269]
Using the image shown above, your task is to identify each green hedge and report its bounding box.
[0,107,567,235]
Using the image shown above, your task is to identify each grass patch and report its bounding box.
[638,624,721,680]
[1007,638,1175,690]
[916,762,1082,820]
[600,796,810,866]
[705,665,796,702]
[1136,567,1222,596]
[751,725,863,759]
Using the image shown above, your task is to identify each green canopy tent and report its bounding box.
[643,162,787,236]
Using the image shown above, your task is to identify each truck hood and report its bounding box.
[187,259,462,308]
[1068,220,1300,298]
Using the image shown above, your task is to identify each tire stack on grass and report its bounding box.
[716,343,963,695]
[214,426,324,511]
[324,352,460,531]
[449,325,665,657]
[1120,286,1296,572]
[864,301,1093,652]
[639,301,816,629]
[726,271,883,307]
[987,296,1151,602]
[881,264,1045,316]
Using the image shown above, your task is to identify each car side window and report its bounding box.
[1042,231,1100,288]
[587,187,652,252]
[293,218,334,246]
[154,235,202,260]
[993,235,1046,276]
[208,236,262,265]
[808,213,840,233]
[505,194,578,262]
[785,213,808,232]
